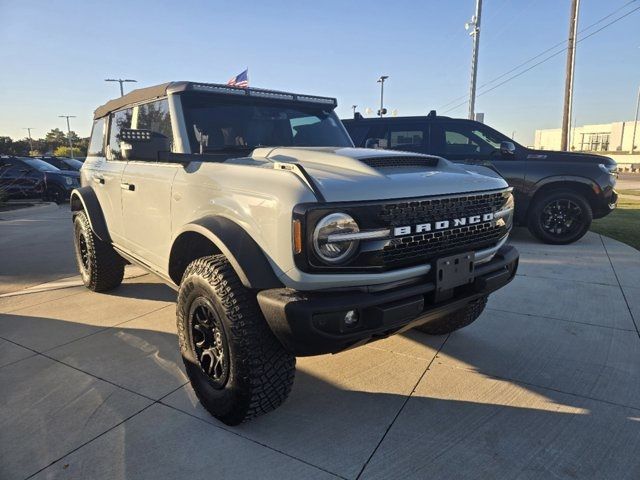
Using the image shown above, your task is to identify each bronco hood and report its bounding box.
[252,147,508,202]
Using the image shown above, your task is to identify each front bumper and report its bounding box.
[593,186,618,219]
[258,245,519,356]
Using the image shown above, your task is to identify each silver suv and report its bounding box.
[71,81,519,425]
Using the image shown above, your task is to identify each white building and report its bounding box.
[534,120,640,153]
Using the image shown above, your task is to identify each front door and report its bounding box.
[428,121,526,203]
[120,98,178,271]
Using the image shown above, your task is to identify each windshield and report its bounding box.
[181,94,353,153]
[22,158,60,172]
[62,158,84,170]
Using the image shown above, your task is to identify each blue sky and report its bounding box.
[1,0,639,146]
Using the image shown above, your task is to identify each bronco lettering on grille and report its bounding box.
[393,212,495,237]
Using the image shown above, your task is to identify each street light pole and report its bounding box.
[58,115,76,158]
[631,85,640,154]
[377,76,389,117]
[561,0,580,151]
[466,0,483,120]
[105,78,137,97]
[352,105,357,117]
[23,127,34,152]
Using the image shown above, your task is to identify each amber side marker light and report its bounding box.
[293,219,303,254]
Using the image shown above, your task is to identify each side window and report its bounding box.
[108,108,133,160]
[137,99,173,149]
[432,122,498,158]
[88,118,106,156]
[389,125,425,151]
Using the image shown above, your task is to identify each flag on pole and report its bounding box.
[227,69,249,88]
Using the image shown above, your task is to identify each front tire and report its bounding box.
[73,211,124,291]
[414,296,487,335]
[527,190,592,244]
[177,255,295,425]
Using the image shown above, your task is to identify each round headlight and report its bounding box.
[313,213,359,264]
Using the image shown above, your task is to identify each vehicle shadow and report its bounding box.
[2,306,639,480]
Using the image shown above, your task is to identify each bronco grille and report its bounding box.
[378,191,508,268]
[360,156,439,169]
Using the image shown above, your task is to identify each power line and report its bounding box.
[441,3,640,115]
[439,0,639,111]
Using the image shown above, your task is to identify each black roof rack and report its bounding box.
[94,81,338,119]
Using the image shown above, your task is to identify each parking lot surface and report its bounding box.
[1,206,639,479]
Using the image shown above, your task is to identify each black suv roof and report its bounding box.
[94,81,338,119]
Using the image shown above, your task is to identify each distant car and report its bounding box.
[38,156,84,172]
[343,112,618,244]
[0,156,80,203]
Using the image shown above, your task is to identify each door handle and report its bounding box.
[120,183,135,191]
[93,176,105,185]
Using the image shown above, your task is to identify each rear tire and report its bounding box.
[527,190,592,244]
[414,296,487,335]
[176,255,295,425]
[73,211,124,292]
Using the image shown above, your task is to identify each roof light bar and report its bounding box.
[296,95,336,105]
[191,83,246,95]
[250,90,295,100]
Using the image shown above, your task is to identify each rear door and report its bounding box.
[120,98,178,270]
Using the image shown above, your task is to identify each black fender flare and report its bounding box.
[172,216,283,290]
[69,187,111,243]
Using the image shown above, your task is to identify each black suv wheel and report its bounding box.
[177,255,295,426]
[73,211,125,291]
[527,190,592,244]
[414,296,487,335]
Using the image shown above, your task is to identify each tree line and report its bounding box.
[0,129,89,157]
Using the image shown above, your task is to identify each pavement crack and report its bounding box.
[599,234,640,339]
[355,333,451,480]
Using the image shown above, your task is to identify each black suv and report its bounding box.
[343,112,618,244]
[0,156,80,203]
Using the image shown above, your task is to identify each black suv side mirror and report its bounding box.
[119,129,171,161]
[500,141,516,156]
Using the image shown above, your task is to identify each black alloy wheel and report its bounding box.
[540,198,584,238]
[189,298,230,389]
[527,190,592,244]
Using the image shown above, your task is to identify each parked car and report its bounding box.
[0,156,79,203]
[38,156,84,172]
[343,112,618,244]
[71,81,518,425]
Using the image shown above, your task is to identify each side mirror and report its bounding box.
[500,141,516,156]
[119,129,171,161]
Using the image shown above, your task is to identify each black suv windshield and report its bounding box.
[182,94,353,153]
[22,158,61,172]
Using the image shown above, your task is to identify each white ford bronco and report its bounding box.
[71,81,519,425]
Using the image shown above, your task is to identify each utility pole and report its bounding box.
[23,127,35,152]
[105,78,137,97]
[377,76,389,117]
[561,0,580,151]
[631,85,640,154]
[466,0,483,120]
[58,115,76,158]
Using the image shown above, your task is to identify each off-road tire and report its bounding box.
[73,210,124,292]
[415,296,488,335]
[176,255,295,425]
[527,190,592,245]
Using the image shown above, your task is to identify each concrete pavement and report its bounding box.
[1,207,639,480]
